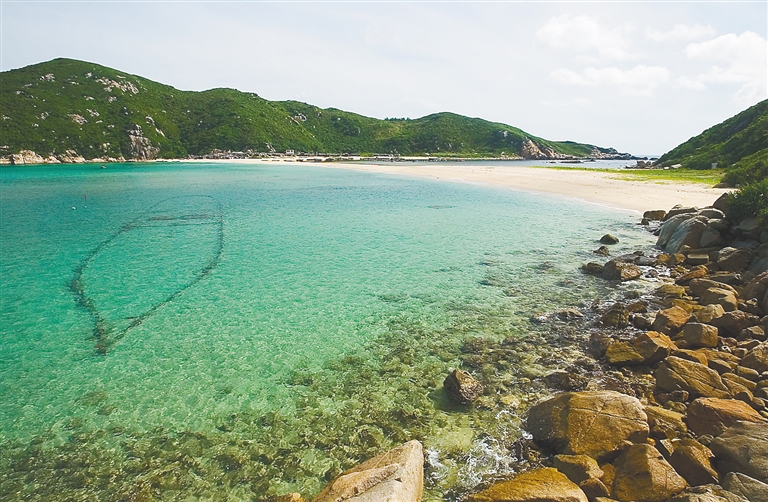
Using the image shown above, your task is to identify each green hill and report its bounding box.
[0,58,624,162]
[656,99,768,186]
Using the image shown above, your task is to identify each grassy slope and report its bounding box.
[1,58,610,159]
[656,99,768,174]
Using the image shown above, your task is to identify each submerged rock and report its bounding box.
[443,369,484,404]
[312,440,423,502]
[600,234,620,245]
[468,467,588,502]
[526,391,648,461]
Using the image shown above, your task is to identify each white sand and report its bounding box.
[319,162,729,214]
[190,159,729,214]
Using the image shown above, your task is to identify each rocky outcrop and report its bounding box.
[468,467,588,502]
[526,391,648,461]
[10,150,44,164]
[312,440,423,502]
[127,124,160,160]
[443,369,484,404]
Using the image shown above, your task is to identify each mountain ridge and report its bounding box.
[0,58,630,163]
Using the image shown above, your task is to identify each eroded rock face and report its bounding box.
[468,467,588,502]
[127,124,160,160]
[526,391,648,461]
[312,440,423,502]
[655,357,731,399]
[10,150,44,164]
[612,444,688,502]
[443,369,484,404]
[710,421,768,483]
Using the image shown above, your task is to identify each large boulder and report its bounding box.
[526,391,648,461]
[312,440,423,502]
[741,342,768,373]
[612,443,688,502]
[699,288,739,312]
[602,260,642,281]
[653,307,692,335]
[687,398,768,437]
[467,467,588,502]
[689,279,738,298]
[710,312,761,338]
[710,421,768,483]
[444,369,484,404]
[722,472,768,502]
[658,213,697,249]
[655,357,731,399]
[718,248,755,272]
[669,439,719,486]
[606,331,676,367]
[683,323,719,349]
[665,217,709,254]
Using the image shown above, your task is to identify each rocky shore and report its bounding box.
[272,193,768,502]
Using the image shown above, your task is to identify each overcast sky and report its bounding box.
[2,1,766,155]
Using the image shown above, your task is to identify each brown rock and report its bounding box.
[444,369,484,404]
[526,391,648,461]
[718,248,754,272]
[722,373,757,391]
[582,262,604,275]
[687,398,767,436]
[743,271,768,302]
[738,325,766,342]
[694,304,725,324]
[644,210,667,221]
[612,444,688,502]
[653,307,692,335]
[606,341,644,366]
[710,421,768,483]
[699,288,739,312]
[645,405,687,440]
[711,311,761,338]
[676,267,709,285]
[602,261,642,282]
[658,284,687,298]
[312,440,423,502]
[683,323,720,349]
[600,305,630,328]
[468,467,588,502]
[554,454,604,484]
[668,439,719,486]
[689,279,738,297]
[742,342,768,373]
[601,234,620,245]
[655,357,731,399]
[578,478,611,500]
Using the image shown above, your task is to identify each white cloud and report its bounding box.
[551,65,671,96]
[646,24,717,42]
[682,31,768,101]
[536,14,640,61]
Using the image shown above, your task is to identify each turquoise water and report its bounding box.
[0,162,655,500]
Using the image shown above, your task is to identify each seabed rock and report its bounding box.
[443,369,484,404]
[468,467,588,502]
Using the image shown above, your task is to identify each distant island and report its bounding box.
[0,58,633,164]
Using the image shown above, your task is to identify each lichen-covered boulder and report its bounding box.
[655,357,731,399]
[312,440,423,502]
[468,467,588,502]
[526,391,648,461]
[444,369,484,404]
[668,439,719,487]
[612,444,688,502]
[710,421,768,483]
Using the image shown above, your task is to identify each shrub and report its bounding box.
[727,178,768,228]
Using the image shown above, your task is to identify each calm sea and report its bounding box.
[0,162,655,500]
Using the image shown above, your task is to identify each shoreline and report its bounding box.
[185,158,728,214]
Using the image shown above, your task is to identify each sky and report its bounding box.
[1,1,767,155]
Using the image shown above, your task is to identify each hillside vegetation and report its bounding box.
[0,58,623,162]
[657,99,768,225]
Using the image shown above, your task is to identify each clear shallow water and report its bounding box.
[0,162,655,500]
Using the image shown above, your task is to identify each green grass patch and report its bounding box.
[525,165,725,186]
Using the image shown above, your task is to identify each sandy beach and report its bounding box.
[215,159,729,214]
